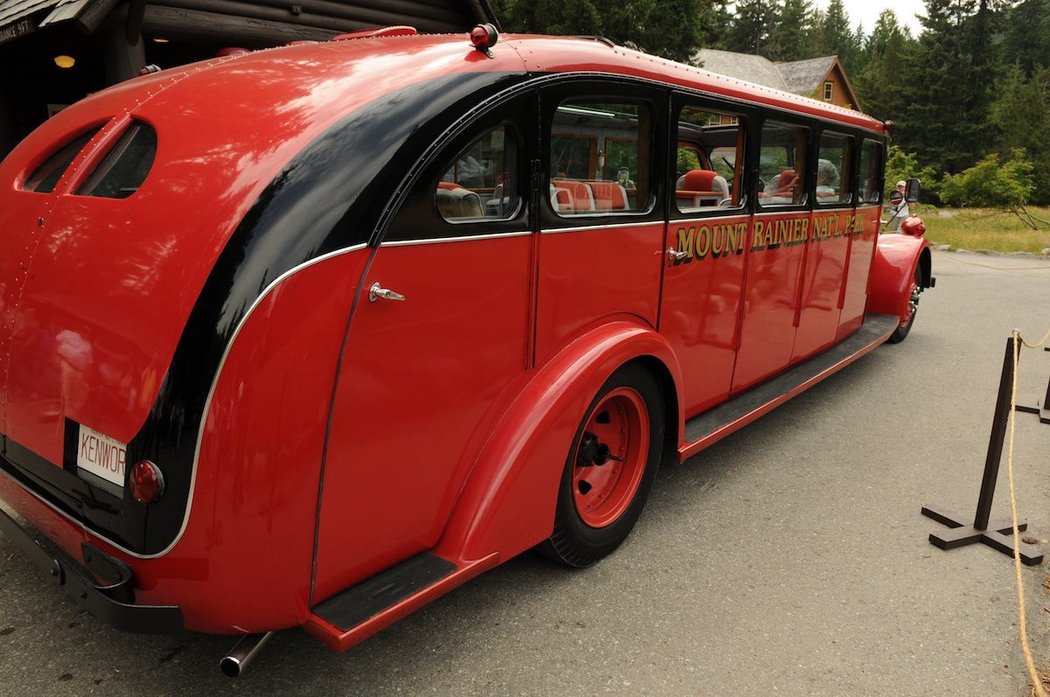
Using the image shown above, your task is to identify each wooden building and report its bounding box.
[0,0,497,157]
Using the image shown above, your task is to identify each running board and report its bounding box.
[679,313,899,460]
[305,551,499,652]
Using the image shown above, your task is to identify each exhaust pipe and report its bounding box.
[219,632,273,677]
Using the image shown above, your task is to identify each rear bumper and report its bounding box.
[0,503,184,633]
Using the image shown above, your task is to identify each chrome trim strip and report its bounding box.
[541,220,665,235]
[76,243,369,559]
[381,230,531,247]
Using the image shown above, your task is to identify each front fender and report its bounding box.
[436,320,683,565]
[868,233,931,321]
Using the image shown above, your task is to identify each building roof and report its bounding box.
[776,55,837,95]
[693,49,861,112]
[694,49,789,92]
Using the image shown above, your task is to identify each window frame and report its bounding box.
[856,138,885,206]
[74,121,158,200]
[823,81,834,101]
[538,79,667,230]
[755,117,813,212]
[670,97,749,220]
[814,130,855,209]
[383,91,535,244]
[21,125,104,194]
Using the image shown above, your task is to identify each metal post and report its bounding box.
[920,336,1043,565]
[972,339,1016,530]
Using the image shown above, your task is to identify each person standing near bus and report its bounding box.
[886,180,908,230]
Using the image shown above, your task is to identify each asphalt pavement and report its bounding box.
[2,249,1049,696]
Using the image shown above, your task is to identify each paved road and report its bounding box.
[2,250,1050,696]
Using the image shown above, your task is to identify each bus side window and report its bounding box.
[816,132,853,206]
[674,107,745,213]
[437,126,520,223]
[549,99,652,216]
[858,140,883,204]
[758,121,809,207]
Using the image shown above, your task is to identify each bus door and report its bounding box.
[660,101,749,418]
[313,93,536,604]
[838,139,885,340]
[534,83,666,367]
[732,120,810,393]
[792,131,856,362]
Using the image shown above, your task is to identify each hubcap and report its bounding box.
[571,387,649,528]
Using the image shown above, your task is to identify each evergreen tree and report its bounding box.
[493,0,723,63]
[723,0,774,56]
[990,64,1050,203]
[768,0,814,62]
[854,10,914,121]
[896,0,997,175]
[1001,0,1050,75]
[812,0,861,69]
[492,0,602,36]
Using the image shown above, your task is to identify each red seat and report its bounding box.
[551,179,594,212]
[588,181,628,211]
[676,169,729,208]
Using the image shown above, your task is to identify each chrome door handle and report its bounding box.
[368,282,406,303]
[666,247,689,262]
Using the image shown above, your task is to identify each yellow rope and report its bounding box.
[1007,329,1049,697]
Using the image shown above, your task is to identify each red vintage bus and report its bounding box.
[0,22,930,674]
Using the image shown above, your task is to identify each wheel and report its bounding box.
[887,265,922,344]
[538,364,664,568]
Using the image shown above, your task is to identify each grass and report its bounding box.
[912,205,1050,254]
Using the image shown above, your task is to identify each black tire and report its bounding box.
[887,265,922,344]
[537,364,664,568]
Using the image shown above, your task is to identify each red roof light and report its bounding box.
[470,23,498,51]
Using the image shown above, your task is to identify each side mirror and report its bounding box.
[905,178,920,203]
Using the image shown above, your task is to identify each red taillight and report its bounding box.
[130,460,166,504]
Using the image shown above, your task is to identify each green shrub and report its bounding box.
[939,149,1034,209]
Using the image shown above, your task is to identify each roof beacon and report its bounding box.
[470,23,498,57]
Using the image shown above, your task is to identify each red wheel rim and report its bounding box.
[571,387,650,528]
[900,271,921,329]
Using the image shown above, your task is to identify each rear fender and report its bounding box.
[868,234,931,321]
[435,320,683,564]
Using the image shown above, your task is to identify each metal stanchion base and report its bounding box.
[921,505,1044,566]
[1014,402,1050,424]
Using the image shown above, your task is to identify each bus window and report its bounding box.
[816,132,853,206]
[858,139,883,204]
[758,121,809,207]
[675,106,745,213]
[550,100,652,216]
[438,125,520,223]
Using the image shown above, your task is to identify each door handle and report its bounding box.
[666,247,689,262]
[368,282,406,303]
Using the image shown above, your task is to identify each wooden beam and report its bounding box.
[157,0,469,33]
[141,5,338,45]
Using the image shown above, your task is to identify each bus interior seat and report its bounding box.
[588,181,629,211]
[676,169,730,208]
[551,179,596,212]
[436,182,484,219]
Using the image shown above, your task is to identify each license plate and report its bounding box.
[76,425,127,488]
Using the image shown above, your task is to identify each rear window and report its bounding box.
[76,122,157,199]
[22,127,102,194]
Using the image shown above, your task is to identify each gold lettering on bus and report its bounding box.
[675,223,746,264]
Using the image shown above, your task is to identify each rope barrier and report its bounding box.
[1007,328,1050,697]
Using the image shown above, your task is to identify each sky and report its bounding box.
[811,0,926,36]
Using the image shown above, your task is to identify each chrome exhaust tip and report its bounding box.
[220,631,273,677]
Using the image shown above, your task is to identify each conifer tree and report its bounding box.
[723,0,774,56]
[768,0,814,62]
